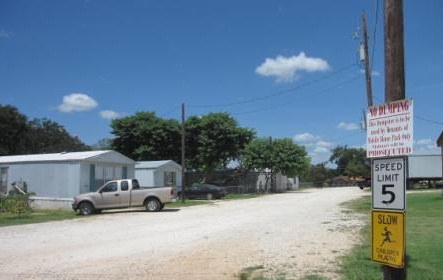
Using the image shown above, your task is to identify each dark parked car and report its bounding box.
[357,177,371,189]
[179,183,227,200]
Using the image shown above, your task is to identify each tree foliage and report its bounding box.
[302,163,334,187]
[329,145,369,177]
[26,118,90,153]
[0,105,90,156]
[242,137,310,177]
[0,105,29,155]
[186,112,255,181]
[111,112,182,162]
[91,138,112,150]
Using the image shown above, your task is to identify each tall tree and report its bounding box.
[0,105,29,155]
[0,105,90,155]
[26,118,90,153]
[302,163,334,187]
[91,138,112,150]
[242,137,310,191]
[186,112,255,181]
[329,146,369,177]
[110,112,182,162]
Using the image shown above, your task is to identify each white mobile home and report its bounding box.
[135,160,182,188]
[0,150,135,209]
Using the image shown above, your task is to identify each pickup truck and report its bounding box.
[72,179,176,215]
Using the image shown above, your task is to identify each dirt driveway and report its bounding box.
[0,187,366,280]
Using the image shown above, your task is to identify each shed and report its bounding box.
[0,150,135,209]
[135,160,182,188]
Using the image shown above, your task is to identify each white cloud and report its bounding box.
[337,122,360,131]
[256,52,330,82]
[293,132,320,143]
[414,138,439,155]
[58,93,98,113]
[0,30,10,39]
[415,139,433,146]
[100,110,121,120]
[294,132,336,164]
[316,140,334,149]
[313,146,330,154]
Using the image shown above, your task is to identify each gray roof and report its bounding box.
[0,150,133,164]
[135,160,181,169]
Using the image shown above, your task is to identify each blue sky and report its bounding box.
[1,0,442,164]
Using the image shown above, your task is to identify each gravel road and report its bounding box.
[0,187,366,280]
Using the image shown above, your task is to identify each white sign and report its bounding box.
[372,157,406,211]
[366,99,413,158]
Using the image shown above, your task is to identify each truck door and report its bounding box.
[96,181,120,208]
[118,180,131,207]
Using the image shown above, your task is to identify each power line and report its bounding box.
[189,63,358,108]
[231,74,361,116]
[159,105,180,118]
[415,116,443,126]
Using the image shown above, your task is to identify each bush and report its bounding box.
[2,193,33,217]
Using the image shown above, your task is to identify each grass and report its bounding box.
[301,275,329,280]
[339,191,443,280]
[0,210,78,227]
[225,193,261,200]
[238,265,287,280]
[165,199,209,208]
[1,193,262,227]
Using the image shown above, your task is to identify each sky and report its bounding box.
[1,0,442,164]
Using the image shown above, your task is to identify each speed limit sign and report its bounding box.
[372,157,406,210]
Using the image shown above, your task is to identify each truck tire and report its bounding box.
[78,202,94,216]
[145,198,161,212]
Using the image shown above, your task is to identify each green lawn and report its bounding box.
[1,193,262,227]
[0,210,78,227]
[340,191,443,280]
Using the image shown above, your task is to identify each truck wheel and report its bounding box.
[78,202,94,216]
[146,198,161,212]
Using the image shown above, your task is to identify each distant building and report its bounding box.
[0,150,135,209]
[135,160,182,188]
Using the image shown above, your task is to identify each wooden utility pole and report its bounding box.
[181,103,186,203]
[362,12,373,107]
[383,0,406,279]
[384,0,405,103]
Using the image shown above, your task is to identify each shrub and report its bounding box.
[3,193,33,217]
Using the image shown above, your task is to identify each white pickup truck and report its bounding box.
[72,179,176,215]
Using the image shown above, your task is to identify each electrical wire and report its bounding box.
[415,116,443,126]
[159,105,180,118]
[231,75,361,116]
[188,63,358,108]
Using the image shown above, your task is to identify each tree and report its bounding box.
[0,105,90,155]
[26,118,90,153]
[302,163,334,187]
[329,146,370,177]
[242,137,310,191]
[0,105,29,155]
[110,112,182,162]
[91,138,112,150]
[186,112,255,181]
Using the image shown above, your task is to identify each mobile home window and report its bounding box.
[164,171,176,186]
[0,167,8,195]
